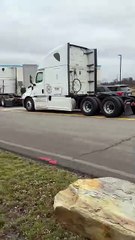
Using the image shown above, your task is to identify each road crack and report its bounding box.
[79,135,135,157]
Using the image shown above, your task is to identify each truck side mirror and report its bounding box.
[29,75,33,84]
[21,87,26,95]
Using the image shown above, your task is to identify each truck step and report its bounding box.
[87,64,94,67]
[87,70,94,73]
[88,80,94,83]
[87,91,95,94]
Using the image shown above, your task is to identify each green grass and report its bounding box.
[0,151,85,240]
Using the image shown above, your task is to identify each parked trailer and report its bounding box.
[22,43,135,117]
[0,64,37,107]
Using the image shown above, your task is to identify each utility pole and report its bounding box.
[118,54,122,83]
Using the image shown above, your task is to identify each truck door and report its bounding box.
[32,71,48,109]
[33,71,44,96]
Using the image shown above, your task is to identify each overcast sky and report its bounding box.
[0,0,135,81]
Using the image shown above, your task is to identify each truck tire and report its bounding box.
[116,96,124,113]
[25,98,35,111]
[93,97,101,114]
[131,106,135,114]
[80,97,98,116]
[101,96,123,117]
[1,98,5,107]
[1,98,14,107]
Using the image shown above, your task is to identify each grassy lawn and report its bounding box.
[0,151,85,240]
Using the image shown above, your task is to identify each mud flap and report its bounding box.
[123,103,133,116]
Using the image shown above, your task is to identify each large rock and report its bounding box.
[54,178,135,240]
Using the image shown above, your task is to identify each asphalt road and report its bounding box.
[0,107,135,182]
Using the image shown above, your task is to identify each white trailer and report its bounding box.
[22,43,135,117]
[0,66,17,94]
[0,64,37,106]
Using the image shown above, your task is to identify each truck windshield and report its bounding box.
[36,72,43,83]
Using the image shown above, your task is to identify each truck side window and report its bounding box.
[36,72,43,83]
[54,53,60,61]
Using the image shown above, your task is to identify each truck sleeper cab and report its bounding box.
[23,43,97,111]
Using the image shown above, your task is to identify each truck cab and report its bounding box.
[22,43,97,112]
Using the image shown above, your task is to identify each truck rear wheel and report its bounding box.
[25,98,35,111]
[80,97,98,116]
[93,97,101,114]
[116,96,124,113]
[101,96,123,117]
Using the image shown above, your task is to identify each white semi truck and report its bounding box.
[22,43,135,117]
[0,64,37,107]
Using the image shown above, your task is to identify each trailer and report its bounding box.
[22,43,135,117]
[0,64,37,107]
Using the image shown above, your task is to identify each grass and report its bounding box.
[0,151,85,240]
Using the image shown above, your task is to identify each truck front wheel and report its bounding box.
[101,96,123,117]
[25,98,35,111]
[80,97,98,116]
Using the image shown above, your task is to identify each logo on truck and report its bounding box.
[46,84,52,94]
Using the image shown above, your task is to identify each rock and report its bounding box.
[54,178,135,240]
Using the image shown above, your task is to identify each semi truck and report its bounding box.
[22,43,135,117]
[0,64,37,107]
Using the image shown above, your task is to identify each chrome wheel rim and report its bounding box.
[103,101,115,114]
[26,100,32,110]
[83,101,92,113]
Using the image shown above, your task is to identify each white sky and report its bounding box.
[0,0,135,81]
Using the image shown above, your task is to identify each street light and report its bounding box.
[118,54,122,83]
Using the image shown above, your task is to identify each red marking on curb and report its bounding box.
[39,157,51,162]
[49,160,57,165]
[38,157,57,165]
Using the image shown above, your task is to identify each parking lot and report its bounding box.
[0,106,135,120]
[0,106,135,182]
